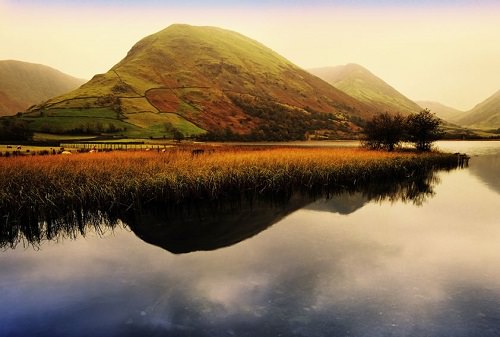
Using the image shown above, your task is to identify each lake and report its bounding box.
[1,141,500,337]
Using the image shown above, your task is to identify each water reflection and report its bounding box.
[128,171,443,254]
[305,192,369,214]
[1,168,445,252]
[0,210,122,250]
[3,144,500,337]
[436,140,500,195]
[2,161,499,337]
[469,153,500,194]
[125,195,309,254]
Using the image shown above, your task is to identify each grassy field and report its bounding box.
[17,106,206,139]
[0,144,65,154]
[32,133,99,142]
[0,146,459,223]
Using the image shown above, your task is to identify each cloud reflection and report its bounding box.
[2,157,500,336]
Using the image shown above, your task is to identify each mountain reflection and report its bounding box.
[468,153,500,195]
[125,195,309,254]
[0,168,447,252]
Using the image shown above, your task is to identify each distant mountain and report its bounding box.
[26,24,376,140]
[456,90,500,129]
[0,91,24,117]
[416,101,466,123]
[309,64,422,116]
[0,60,85,116]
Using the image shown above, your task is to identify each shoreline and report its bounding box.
[0,146,462,224]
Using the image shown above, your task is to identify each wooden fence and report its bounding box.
[60,142,167,151]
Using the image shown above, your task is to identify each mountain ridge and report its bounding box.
[309,63,422,116]
[416,100,466,123]
[0,60,85,116]
[456,90,500,129]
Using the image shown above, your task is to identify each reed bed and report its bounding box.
[0,146,458,220]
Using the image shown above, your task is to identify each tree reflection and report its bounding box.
[360,170,440,206]
[0,167,448,251]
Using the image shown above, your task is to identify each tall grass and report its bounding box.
[0,146,458,222]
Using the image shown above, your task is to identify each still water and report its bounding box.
[1,141,500,337]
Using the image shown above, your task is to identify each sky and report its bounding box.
[0,0,499,110]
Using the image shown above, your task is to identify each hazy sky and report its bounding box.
[1,0,499,110]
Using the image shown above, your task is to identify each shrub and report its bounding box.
[363,109,443,152]
[406,109,442,151]
[362,112,406,151]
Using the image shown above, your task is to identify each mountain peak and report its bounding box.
[25,25,374,140]
[343,63,366,70]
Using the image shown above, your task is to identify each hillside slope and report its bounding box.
[0,91,24,117]
[0,60,85,116]
[416,101,466,123]
[309,64,422,116]
[28,24,375,140]
[457,90,500,129]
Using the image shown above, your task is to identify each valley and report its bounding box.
[1,1,500,335]
[0,25,498,142]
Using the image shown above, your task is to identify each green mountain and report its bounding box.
[26,24,375,140]
[416,101,466,123]
[456,90,500,129]
[0,60,85,117]
[309,64,422,116]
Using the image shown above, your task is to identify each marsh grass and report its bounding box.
[0,146,458,224]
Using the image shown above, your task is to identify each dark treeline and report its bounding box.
[38,121,127,135]
[0,119,33,141]
[199,95,350,141]
[0,115,126,140]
